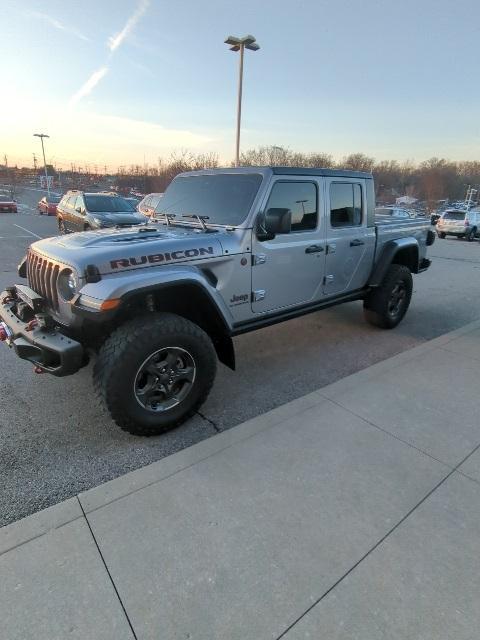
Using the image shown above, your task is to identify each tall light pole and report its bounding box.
[224,35,260,167]
[33,133,50,197]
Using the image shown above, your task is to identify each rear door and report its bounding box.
[323,179,376,295]
[251,178,326,313]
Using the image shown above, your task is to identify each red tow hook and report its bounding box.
[25,319,38,332]
[0,325,8,342]
[33,366,45,374]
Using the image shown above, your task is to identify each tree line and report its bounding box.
[128,147,480,209]
[5,146,479,209]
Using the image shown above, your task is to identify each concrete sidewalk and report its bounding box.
[2,321,480,640]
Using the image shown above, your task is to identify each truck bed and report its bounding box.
[374,216,431,263]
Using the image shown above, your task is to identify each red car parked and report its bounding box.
[38,194,61,215]
[0,195,17,213]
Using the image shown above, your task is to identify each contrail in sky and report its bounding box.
[108,0,150,52]
[69,0,150,106]
[25,10,89,41]
[69,67,109,107]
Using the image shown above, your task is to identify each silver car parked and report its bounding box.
[436,209,480,241]
[138,192,163,217]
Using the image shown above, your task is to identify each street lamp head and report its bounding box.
[33,133,50,138]
[224,34,260,52]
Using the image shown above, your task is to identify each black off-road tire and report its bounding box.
[93,313,217,436]
[364,264,413,329]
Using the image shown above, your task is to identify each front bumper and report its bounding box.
[0,285,84,376]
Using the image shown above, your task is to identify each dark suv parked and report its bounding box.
[56,191,144,233]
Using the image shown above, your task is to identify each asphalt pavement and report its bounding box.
[1,192,480,526]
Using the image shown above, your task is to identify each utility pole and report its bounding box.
[32,153,38,172]
[224,35,260,167]
[33,133,50,197]
[4,154,11,197]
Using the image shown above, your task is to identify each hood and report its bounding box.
[91,211,143,225]
[30,223,228,275]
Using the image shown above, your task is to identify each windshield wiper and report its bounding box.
[182,214,217,233]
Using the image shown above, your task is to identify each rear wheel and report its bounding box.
[93,313,217,436]
[438,232,446,239]
[364,264,413,329]
[465,228,476,242]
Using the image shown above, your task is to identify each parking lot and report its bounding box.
[2,192,480,526]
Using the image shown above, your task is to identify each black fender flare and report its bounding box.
[369,238,420,287]
[118,280,236,370]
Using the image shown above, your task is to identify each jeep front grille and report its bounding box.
[27,250,61,311]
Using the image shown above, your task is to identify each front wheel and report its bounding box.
[93,313,217,436]
[364,264,413,329]
[438,232,446,239]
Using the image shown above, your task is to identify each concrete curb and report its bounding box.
[3,318,480,548]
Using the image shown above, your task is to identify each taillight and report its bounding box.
[465,219,470,226]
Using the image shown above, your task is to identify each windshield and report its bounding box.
[84,195,136,213]
[443,211,465,220]
[0,195,11,202]
[48,195,61,204]
[156,173,263,226]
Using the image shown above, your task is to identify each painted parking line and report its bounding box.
[0,236,32,239]
[13,224,42,239]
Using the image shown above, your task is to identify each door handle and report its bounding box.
[350,239,365,247]
[305,245,324,254]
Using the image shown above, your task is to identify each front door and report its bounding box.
[251,179,326,314]
[62,195,77,232]
[323,179,376,296]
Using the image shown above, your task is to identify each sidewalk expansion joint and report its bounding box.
[77,497,138,640]
[0,515,84,558]
[455,468,480,489]
[324,396,453,471]
[274,441,480,640]
[196,409,221,432]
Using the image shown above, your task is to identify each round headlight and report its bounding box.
[57,269,78,301]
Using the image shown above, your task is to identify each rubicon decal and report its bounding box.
[110,246,214,269]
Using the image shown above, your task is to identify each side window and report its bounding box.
[74,196,84,212]
[330,183,362,228]
[66,196,76,209]
[265,182,318,232]
[151,195,161,210]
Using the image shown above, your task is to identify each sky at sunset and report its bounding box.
[2,0,480,171]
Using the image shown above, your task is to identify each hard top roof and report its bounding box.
[178,166,373,179]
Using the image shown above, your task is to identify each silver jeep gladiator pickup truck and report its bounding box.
[0,167,434,436]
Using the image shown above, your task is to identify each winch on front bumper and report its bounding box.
[0,285,84,376]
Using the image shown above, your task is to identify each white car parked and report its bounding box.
[436,209,480,241]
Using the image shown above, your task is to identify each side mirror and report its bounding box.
[258,208,291,240]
